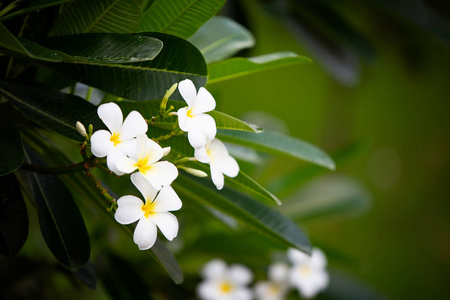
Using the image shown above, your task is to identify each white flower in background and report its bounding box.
[254,263,290,300]
[177,79,217,149]
[114,173,182,250]
[115,134,178,190]
[287,248,329,299]
[90,102,147,175]
[197,259,253,300]
[195,138,239,190]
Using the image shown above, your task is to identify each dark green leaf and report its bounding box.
[139,0,226,39]
[0,0,76,21]
[24,147,90,271]
[0,80,105,142]
[188,16,255,64]
[0,174,28,257]
[217,129,335,170]
[74,262,97,289]
[207,52,312,85]
[174,173,312,254]
[50,0,141,36]
[0,103,24,175]
[45,32,207,100]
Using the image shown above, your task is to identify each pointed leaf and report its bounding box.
[0,0,76,21]
[139,0,226,39]
[50,0,141,36]
[0,174,28,257]
[44,32,207,100]
[188,16,255,64]
[217,129,335,170]
[207,52,312,85]
[24,148,90,270]
[174,173,312,254]
[74,262,97,289]
[0,80,105,142]
[0,103,24,175]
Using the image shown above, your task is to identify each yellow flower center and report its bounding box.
[300,265,311,276]
[135,157,151,174]
[141,201,156,218]
[186,108,194,118]
[110,132,121,146]
[268,284,279,295]
[219,282,233,294]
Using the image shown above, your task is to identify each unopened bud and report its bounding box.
[76,121,87,137]
[162,146,171,157]
[179,166,207,178]
[160,83,178,111]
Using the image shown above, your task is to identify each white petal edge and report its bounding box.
[154,185,182,211]
[116,156,138,174]
[229,264,253,285]
[212,155,239,178]
[90,130,113,158]
[178,79,197,107]
[177,107,191,132]
[120,110,148,140]
[194,146,210,163]
[131,173,158,202]
[188,126,207,149]
[194,114,217,140]
[115,196,144,224]
[134,217,157,250]
[193,87,216,114]
[202,259,227,279]
[152,212,179,241]
[210,165,225,190]
[98,102,123,133]
[106,148,126,175]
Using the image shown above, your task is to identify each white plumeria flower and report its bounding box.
[287,248,329,299]
[115,134,178,190]
[114,173,182,250]
[177,79,217,149]
[90,102,147,175]
[254,263,290,300]
[195,138,239,190]
[197,259,253,300]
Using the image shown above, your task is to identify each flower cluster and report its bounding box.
[198,248,329,300]
[87,79,240,250]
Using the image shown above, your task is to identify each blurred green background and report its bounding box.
[207,1,450,299]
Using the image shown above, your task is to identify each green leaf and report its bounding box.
[188,16,255,64]
[44,32,207,100]
[0,174,28,257]
[24,148,90,271]
[0,103,24,175]
[35,33,163,63]
[0,80,105,142]
[174,173,311,254]
[50,0,141,36]
[207,52,312,85]
[0,0,76,21]
[117,99,260,132]
[217,129,336,170]
[139,0,226,39]
[278,176,371,222]
[74,262,97,289]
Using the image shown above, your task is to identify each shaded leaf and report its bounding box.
[0,0,76,21]
[45,32,207,100]
[74,262,97,289]
[217,129,335,170]
[50,0,141,36]
[0,80,104,142]
[0,103,24,175]
[188,16,255,64]
[24,147,90,271]
[0,174,28,257]
[174,173,312,254]
[139,0,226,39]
[207,52,312,85]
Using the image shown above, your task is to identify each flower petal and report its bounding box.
[177,107,191,132]
[193,114,217,140]
[140,161,178,190]
[188,126,207,149]
[269,263,289,283]
[152,212,179,241]
[98,102,123,133]
[311,248,327,269]
[144,138,164,164]
[287,248,309,265]
[208,138,229,157]
[106,148,126,175]
[116,156,138,174]
[229,264,253,285]
[192,87,216,114]
[202,259,227,279]
[136,134,148,159]
[131,173,158,202]
[115,195,144,224]
[212,155,239,178]
[233,287,253,300]
[194,146,210,163]
[210,165,225,190]
[120,110,148,140]
[90,130,113,158]
[134,217,157,250]
[117,139,138,158]
[178,79,197,107]
[154,186,182,211]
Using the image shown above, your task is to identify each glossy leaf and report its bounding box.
[50,0,141,36]
[118,99,260,132]
[74,262,97,289]
[139,0,226,38]
[174,173,312,254]
[36,33,163,63]
[207,52,312,85]
[217,129,336,170]
[24,148,90,271]
[188,16,255,64]
[45,32,207,100]
[0,103,24,175]
[0,0,76,21]
[0,174,28,257]
[0,81,105,142]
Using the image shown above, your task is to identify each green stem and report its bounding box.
[153,129,183,142]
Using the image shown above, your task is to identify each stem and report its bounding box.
[84,170,117,209]
[153,130,183,142]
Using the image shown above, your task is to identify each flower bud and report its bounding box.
[162,146,171,157]
[160,83,178,111]
[76,121,87,137]
[179,166,207,178]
